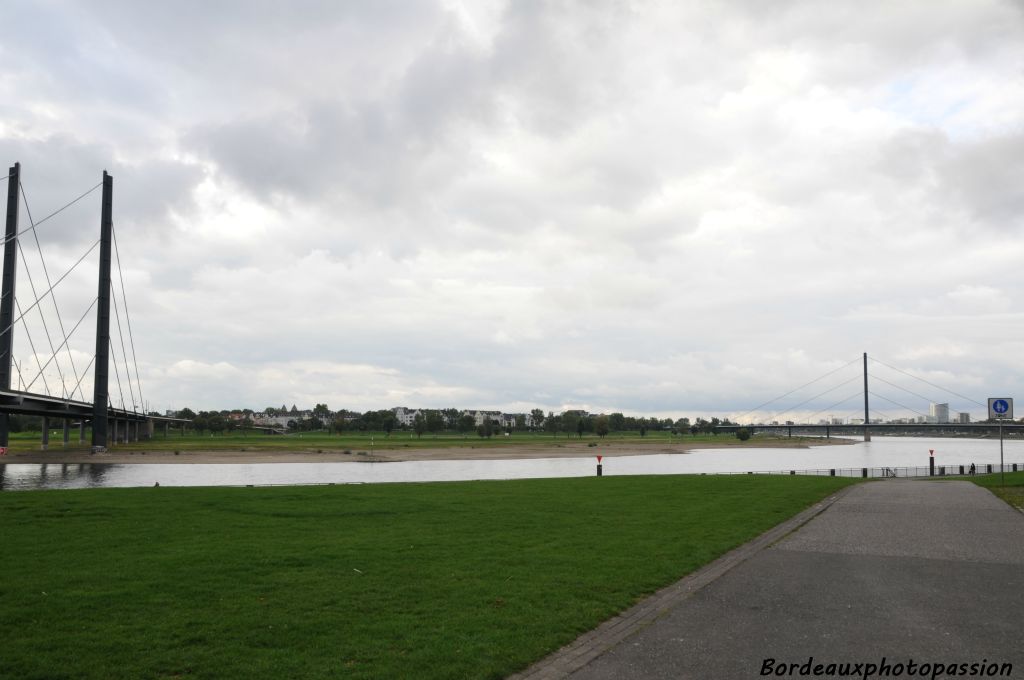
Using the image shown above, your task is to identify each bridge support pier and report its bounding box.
[79,421,85,443]
[111,419,118,447]
[41,416,49,450]
[164,422,169,438]
[63,419,70,447]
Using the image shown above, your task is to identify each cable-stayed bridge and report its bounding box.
[717,353,1021,439]
[0,162,184,451]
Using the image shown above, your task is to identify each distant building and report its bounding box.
[392,407,420,427]
[958,412,971,423]
[929,403,950,423]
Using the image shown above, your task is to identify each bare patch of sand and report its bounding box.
[1,437,853,465]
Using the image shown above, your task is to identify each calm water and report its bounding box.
[1,436,1021,491]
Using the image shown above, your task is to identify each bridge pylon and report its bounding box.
[0,162,20,447]
[91,171,113,450]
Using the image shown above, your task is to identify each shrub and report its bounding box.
[736,428,751,441]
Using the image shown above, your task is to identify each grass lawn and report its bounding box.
[0,475,854,679]
[968,470,1024,511]
[3,427,825,454]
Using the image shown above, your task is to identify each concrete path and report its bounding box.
[513,481,1024,679]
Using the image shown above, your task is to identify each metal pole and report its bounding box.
[0,162,20,448]
[1000,420,1004,487]
[863,352,871,442]
[91,171,113,450]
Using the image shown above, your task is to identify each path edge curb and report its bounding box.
[507,483,860,680]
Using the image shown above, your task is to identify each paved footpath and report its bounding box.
[512,481,1024,680]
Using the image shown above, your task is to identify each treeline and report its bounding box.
[174,406,736,438]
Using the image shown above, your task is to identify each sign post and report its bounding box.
[929,449,934,477]
[596,455,603,477]
[988,398,1013,487]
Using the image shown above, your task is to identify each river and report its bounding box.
[1,436,1021,491]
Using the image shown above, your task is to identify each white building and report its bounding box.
[958,412,971,423]
[392,407,420,427]
[929,403,950,423]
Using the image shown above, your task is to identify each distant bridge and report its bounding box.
[716,422,1024,438]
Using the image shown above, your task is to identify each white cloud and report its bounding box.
[0,0,1022,421]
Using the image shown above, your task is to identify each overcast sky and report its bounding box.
[1,0,1022,421]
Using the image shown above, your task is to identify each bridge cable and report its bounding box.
[736,356,861,423]
[14,298,51,396]
[869,356,986,407]
[17,240,68,398]
[804,390,864,424]
[109,281,136,411]
[112,223,143,412]
[14,357,24,391]
[109,338,127,411]
[19,181,87,401]
[68,354,96,403]
[868,391,930,420]
[24,298,98,394]
[869,374,941,410]
[767,374,862,423]
[2,181,103,247]
[0,239,100,342]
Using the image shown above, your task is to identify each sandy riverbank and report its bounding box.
[1,436,854,465]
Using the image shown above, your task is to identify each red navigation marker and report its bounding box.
[597,455,603,463]
[929,449,934,456]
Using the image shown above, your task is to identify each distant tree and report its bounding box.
[595,415,610,438]
[413,413,427,438]
[192,413,208,435]
[576,418,585,438]
[514,414,527,431]
[241,415,254,434]
[545,411,561,437]
[476,419,494,438]
[426,410,445,437]
[178,407,196,420]
[313,403,330,424]
[457,414,475,434]
[530,408,545,431]
[381,413,396,436]
[639,423,647,437]
[442,408,460,430]
[561,412,579,439]
[736,428,751,441]
[608,412,625,432]
[208,414,225,435]
[332,417,346,435]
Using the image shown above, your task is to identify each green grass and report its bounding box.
[967,470,1024,511]
[5,427,827,454]
[0,475,855,679]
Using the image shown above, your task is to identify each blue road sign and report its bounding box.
[988,398,1013,420]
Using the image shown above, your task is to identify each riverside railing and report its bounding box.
[727,462,1023,479]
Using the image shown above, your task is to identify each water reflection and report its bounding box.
[1,436,1022,491]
